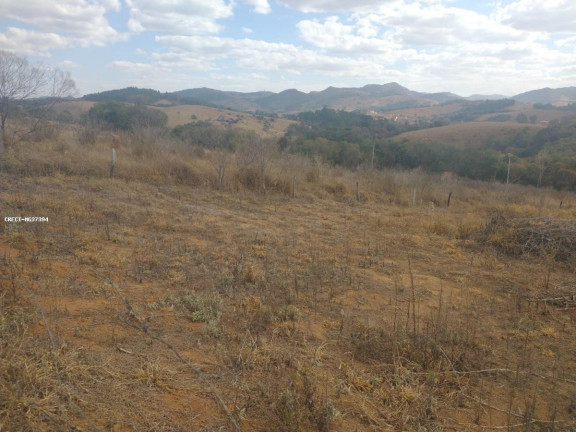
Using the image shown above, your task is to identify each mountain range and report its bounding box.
[82,83,576,114]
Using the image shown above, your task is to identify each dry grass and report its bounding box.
[156,105,295,137]
[1,121,576,431]
[392,121,543,148]
[475,210,576,262]
[51,101,295,138]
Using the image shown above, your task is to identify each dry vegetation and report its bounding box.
[1,121,576,432]
[52,101,295,138]
[374,103,465,121]
[391,122,544,148]
[157,105,295,137]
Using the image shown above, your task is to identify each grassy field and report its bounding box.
[53,101,295,138]
[379,102,576,125]
[1,123,576,431]
[391,121,544,148]
[157,105,295,137]
[374,102,465,121]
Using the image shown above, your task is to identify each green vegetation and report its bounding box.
[87,101,168,131]
[447,98,516,122]
[83,87,173,105]
[83,86,222,109]
[280,107,576,190]
[171,121,255,150]
[534,102,576,112]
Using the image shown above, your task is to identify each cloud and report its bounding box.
[297,17,398,54]
[153,35,400,78]
[61,60,80,68]
[126,0,233,34]
[497,0,576,33]
[0,0,127,47]
[241,0,272,14]
[111,60,163,73]
[296,2,530,60]
[0,28,69,56]
[0,0,128,50]
[276,0,394,13]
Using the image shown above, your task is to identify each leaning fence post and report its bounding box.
[447,191,452,208]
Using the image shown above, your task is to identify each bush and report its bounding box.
[474,210,576,262]
[87,101,167,131]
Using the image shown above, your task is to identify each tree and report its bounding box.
[0,51,76,154]
[87,101,167,131]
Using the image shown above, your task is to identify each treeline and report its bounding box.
[76,102,576,190]
[534,102,576,112]
[448,99,516,122]
[86,101,168,130]
[284,107,412,144]
[82,87,221,108]
[280,108,576,190]
[83,87,172,105]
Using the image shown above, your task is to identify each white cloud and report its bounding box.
[152,35,402,78]
[111,60,164,73]
[497,0,576,33]
[296,2,530,59]
[276,0,394,13]
[241,0,272,14]
[0,27,69,56]
[297,17,398,54]
[61,60,80,68]
[242,27,254,34]
[0,0,126,47]
[126,0,233,34]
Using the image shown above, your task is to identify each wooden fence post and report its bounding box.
[110,134,120,178]
[356,181,360,201]
[110,147,116,178]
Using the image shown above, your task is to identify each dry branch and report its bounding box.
[475,211,576,262]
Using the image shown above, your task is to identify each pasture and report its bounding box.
[391,121,544,148]
[1,122,576,431]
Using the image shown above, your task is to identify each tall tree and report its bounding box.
[0,51,76,154]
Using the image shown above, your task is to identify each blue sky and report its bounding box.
[1,0,575,97]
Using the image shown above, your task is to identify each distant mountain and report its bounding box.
[513,87,576,105]
[466,94,508,101]
[83,87,174,105]
[83,83,464,114]
[82,84,576,115]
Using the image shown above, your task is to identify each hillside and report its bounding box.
[1,127,576,431]
[82,84,576,115]
[84,83,463,114]
[514,86,576,105]
[391,121,544,148]
[52,101,295,137]
[156,105,294,137]
[172,83,464,113]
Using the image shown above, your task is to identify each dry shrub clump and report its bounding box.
[475,210,576,262]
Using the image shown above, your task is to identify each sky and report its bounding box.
[1,0,575,97]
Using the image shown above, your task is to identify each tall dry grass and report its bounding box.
[1,120,576,431]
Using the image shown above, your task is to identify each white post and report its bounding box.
[110,148,116,178]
